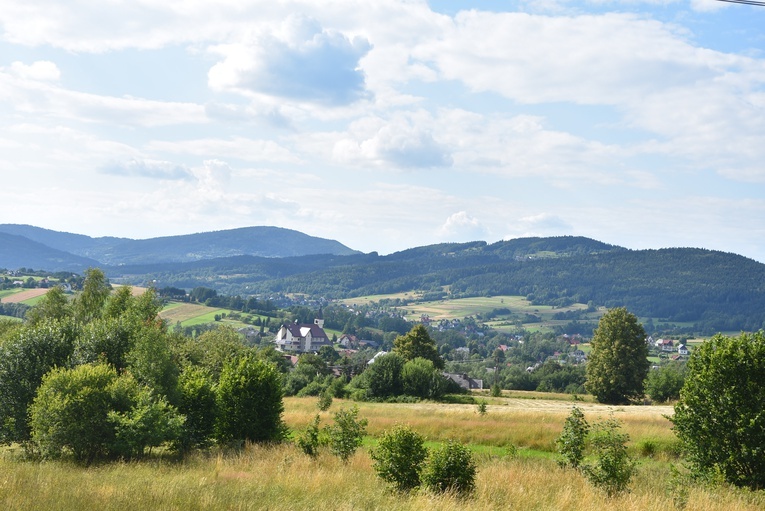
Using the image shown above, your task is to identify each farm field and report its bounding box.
[342,294,603,333]
[159,302,227,326]
[0,288,49,304]
[2,395,763,511]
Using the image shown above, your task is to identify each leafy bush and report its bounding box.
[325,406,367,463]
[296,414,322,458]
[645,362,686,403]
[672,332,765,489]
[421,441,477,497]
[556,405,589,469]
[317,390,333,411]
[371,424,428,492]
[177,366,217,450]
[215,355,286,444]
[581,416,635,496]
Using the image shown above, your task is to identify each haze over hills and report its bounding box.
[0,224,361,269]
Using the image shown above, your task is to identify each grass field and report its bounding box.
[0,288,49,304]
[159,303,227,326]
[2,395,762,511]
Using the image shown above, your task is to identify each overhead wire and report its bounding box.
[714,0,765,6]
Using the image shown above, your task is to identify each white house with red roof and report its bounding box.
[274,318,331,353]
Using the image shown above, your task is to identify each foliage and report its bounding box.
[393,325,444,370]
[72,268,111,323]
[581,416,635,496]
[215,355,286,444]
[175,326,248,379]
[177,366,217,450]
[476,401,487,416]
[672,332,765,490]
[556,405,589,469]
[317,390,333,411]
[401,357,447,399]
[421,440,477,497]
[490,383,502,397]
[325,406,367,463]
[126,324,179,403]
[358,352,404,399]
[295,414,322,458]
[585,307,649,404]
[370,424,428,493]
[645,362,686,403]
[108,387,184,459]
[0,318,78,443]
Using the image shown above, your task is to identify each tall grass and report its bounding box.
[3,395,754,510]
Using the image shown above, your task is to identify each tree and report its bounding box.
[393,325,444,370]
[73,268,111,323]
[177,366,217,450]
[25,285,71,326]
[401,357,446,399]
[581,416,635,496]
[362,352,404,399]
[672,332,765,490]
[215,354,286,444]
[325,406,367,463]
[421,440,477,497]
[371,424,428,493]
[0,318,78,443]
[556,405,589,469]
[585,308,649,404]
[645,362,686,403]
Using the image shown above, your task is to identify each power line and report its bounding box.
[714,0,765,6]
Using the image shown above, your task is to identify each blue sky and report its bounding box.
[1,0,764,262]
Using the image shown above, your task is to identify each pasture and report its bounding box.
[0,288,49,305]
[2,395,762,511]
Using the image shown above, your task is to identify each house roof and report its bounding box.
[283,322,328,340]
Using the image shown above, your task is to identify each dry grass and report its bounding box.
[2,443,763,511]
[0,288,48,303]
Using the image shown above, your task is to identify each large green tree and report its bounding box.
[585,307,648,404]
[672,332,765,490]
[393,324,444,370]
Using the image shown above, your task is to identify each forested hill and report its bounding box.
[0,224,360,268]
[106,237,765,333]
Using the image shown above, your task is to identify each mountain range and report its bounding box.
[0,224,359,270]
[2,224,764,333]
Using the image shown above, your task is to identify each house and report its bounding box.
[443,372,483,390]
[367,351,388,364]
[338,334,357,348]
[677,344,689,356]
[274,319,331,354]
[657,339,675,352]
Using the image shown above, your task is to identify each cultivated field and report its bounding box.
[0,288,49,304]
[2,395,762,511]
[159,302,227,326]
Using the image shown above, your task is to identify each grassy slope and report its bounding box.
[2,396,763,511]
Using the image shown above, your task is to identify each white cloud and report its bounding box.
[8,60,60,81]
[438,211,490,241]
[147,137,302,164]
[208,15,371,105]
[504,213,573,239]
[102,158,191,180]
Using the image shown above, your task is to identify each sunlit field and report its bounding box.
[2,394,762,511]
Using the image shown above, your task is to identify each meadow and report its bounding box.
[2,395,763,511]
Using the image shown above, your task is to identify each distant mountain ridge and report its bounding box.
[0,224,360,270]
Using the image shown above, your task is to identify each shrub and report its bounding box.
[177,366,217,450]
[371,424,428,493]
[556,405,589,469]
[325,406,367,463]
[490,383,502,397]
[296,414,322,458]
[581,416,635,496]
[215,354,286,444]
[421,441,477,497]
[317,390,333,411]
[477,400,487,416]
[672,332,765,489]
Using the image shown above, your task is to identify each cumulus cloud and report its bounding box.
[8,61,60,81]
[208,15,371,105]
[102,158,191,180]
[438,211,490,241]
[333,112,453,169]
[504,213,573,239]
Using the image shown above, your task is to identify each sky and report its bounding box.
[1,1,764,262]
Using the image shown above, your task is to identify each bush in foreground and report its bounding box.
[371,424,428,493]
[421,440,477,497]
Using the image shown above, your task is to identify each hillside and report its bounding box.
[0,225,360,270]
[104,237,765,333]
[0,232,101,271]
